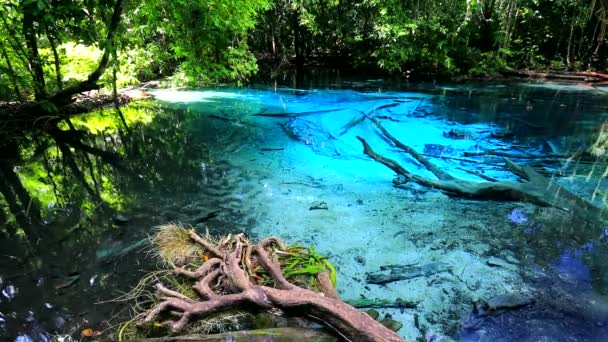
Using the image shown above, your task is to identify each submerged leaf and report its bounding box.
[284,264,326,278]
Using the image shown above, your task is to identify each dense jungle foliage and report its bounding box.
[1,0,608,100]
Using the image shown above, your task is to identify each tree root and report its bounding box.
[357,118,607,225]
[140,230,404,342]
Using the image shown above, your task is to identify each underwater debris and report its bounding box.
[116,223,403,341]
[345,297,418,309]
[366,262,451,284]
[356,116,607,226]
[443,129,471,139]
[281,118,340,156]
[423,144,454,157]
[483,292,535,312]
[309,201,328,210]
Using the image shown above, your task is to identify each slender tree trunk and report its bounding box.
[0,162,41,222]
[293,9,304,88]
[41,148,62,206]
[566,7,576,68]
[22,3,47,100]
[0,42,23,100]
[0,9,35,80]
[0,168,34,237]
[46,28,63,90]
[0,203,7,227]
[111,49,130,133]
[57,143,102,203]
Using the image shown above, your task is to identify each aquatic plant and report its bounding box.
[151,223,207,266]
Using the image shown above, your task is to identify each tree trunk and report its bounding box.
[0,162,41,223]
[293,9,304,88]
[21,3,47,100]
[46,28,63,90]
[0,42,23,99]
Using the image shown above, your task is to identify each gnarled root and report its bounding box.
[142,230,405,342]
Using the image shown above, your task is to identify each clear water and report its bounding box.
[2,81,608,341]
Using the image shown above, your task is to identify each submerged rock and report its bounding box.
[366,309,380,320]
[484,292,535,312]
[281,118,340,156]
[443,129,471,139]
[423,144,454,157]
[309,201,329,210]
[380,314,403,332]
[367,262,451,284]
[113,214,129,225]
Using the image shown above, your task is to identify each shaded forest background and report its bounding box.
[2,0,608,101]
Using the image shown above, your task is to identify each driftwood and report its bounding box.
[140,230,404,342]
[134,327,338,341]
[504,69,608,83]
[505,70,588,81]
[463,150,567,160]
[253,108,342,118]
[576,71,608,81]
[357,118,606,225]
[339,102,401,136]
[345,298,418,309]
[366,263,451,284]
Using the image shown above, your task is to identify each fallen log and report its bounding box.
[134,327,338,341]
[366,263,451,284]
[356,119,607,225]
[576,71,608,80]
[504,70,588,81]
[345,297,419,309]
[462,150,567,160]
[253,108,343,118]
[339,102,401,136]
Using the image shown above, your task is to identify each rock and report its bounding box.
[367,262,450,284]
[380,315,403,332]
[486,257,512,269]
[443,128,471,139]
[365,309,380,320]
[281,118,340,156]
[354,256,366,265]
[54,275,80,290]
[113,214,129,225]
[309,201,328,210]
[484,292,534,312]
[423,144,454,157]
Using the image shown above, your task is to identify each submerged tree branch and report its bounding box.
[356,121,607,225]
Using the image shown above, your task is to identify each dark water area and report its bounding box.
[2,81,608,341]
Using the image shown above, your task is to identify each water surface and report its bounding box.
[2,81,608,341]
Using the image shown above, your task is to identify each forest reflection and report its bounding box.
[0,101,204,254]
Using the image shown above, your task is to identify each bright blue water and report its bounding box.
[2,82,608,341]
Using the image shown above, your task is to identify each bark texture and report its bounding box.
[142,230,405,342]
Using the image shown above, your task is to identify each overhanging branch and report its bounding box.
[48,0,125,106]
